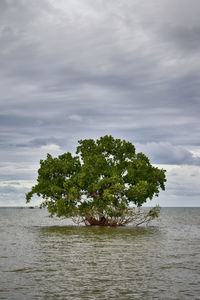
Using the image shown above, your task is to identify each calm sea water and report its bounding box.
[0,207,200,300]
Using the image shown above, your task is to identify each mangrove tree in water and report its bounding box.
[26,135,166,226]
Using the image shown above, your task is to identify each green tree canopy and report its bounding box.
[26,136,166,226]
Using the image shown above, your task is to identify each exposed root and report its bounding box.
[72,206,160,227]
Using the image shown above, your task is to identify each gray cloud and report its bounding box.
[163,25,200,53]
[0,185,28,194]
[0,0,200,205]
[136,142,200,165]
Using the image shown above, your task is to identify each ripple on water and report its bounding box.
[0,208,200,299]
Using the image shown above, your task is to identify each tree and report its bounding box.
[26,136,166,226]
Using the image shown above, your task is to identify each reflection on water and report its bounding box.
[0,208,200,299]
[39,223,159,238]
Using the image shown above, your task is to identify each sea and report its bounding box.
[0,207,200,300]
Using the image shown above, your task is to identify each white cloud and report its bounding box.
[144,164,200,207]
[0,180,34,189]
[67,114,83,122]
[40,144,62,157]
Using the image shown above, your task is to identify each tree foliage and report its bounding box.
[26,136,166,226]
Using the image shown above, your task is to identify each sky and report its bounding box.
[0,0,200,207]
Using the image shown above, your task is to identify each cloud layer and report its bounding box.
[0,0,200,206]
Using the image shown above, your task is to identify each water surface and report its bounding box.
[0,207,200,299]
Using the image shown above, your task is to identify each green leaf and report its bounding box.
[25,135,166,224]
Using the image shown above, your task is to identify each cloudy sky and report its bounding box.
[1,0,200,207]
